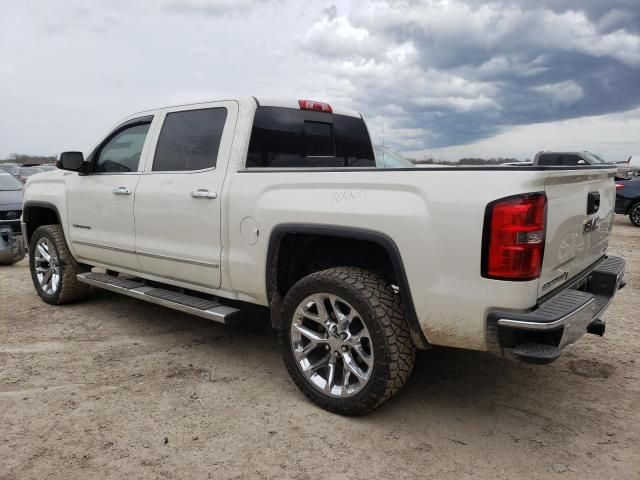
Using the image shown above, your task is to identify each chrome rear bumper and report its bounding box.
[489,256,626,363]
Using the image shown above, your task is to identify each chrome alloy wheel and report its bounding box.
[290,293,374,398]
[632,204,640,226]
[34,237,61,295]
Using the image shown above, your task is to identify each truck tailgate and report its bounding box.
[538,168,616,298]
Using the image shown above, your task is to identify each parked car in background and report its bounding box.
[0,172,25,265]
[0,164,56,182]
[15,166,43,183]
[615,179,640,227]
[534,151,639,180]
[0,163,20,176]
[627,155,640,169]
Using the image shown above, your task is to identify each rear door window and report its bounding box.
[153,108,227,172]
[246,107,374,168]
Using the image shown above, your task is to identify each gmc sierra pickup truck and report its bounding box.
[21,97,625,415]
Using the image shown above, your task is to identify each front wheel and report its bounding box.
[279,267,416,415]
[630,202,640,227]
[29,225,89,304]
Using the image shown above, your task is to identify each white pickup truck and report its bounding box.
[21,97,626,415]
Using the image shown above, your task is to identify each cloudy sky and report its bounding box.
[1,0,639,161]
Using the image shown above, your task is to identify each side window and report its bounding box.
[94,123,150,173]
[153,108,227,172]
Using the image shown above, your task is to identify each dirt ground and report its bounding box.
[1,217,638,480]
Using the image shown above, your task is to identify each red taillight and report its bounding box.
[615,183,624,190]
[482,193,547,281]
[298,99,332,113]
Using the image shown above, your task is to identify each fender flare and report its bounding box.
[266,223,430,349]
[22,201,63,243]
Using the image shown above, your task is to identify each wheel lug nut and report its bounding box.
[341,345,348,352]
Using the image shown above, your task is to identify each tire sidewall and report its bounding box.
[279,271,394,414]
[29,227,63,304]
[630,203,640,227]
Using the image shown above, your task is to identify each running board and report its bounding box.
[76,272,240,324]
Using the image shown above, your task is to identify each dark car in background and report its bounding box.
[534,151,640,180]
[616,179,640,227]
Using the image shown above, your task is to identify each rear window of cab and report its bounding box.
[246,107,375,168]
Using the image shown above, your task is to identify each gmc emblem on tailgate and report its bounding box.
[583,216,600,234]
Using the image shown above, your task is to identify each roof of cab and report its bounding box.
[124,97,362,125]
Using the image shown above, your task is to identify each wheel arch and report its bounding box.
[22,201,63,245]
[266,223,430,349]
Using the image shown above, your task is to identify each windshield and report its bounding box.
[374,145,415,168]
[0,164,19,174]
[582,152,611,164]
[0,174,23,191]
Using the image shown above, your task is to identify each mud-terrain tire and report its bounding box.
[29,225,89,304]
[279,267,416,415]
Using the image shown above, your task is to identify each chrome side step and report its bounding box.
[77,272,240,324]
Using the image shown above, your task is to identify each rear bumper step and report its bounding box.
[489,256,625,364]
[77,272,241,324]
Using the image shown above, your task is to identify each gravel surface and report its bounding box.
[1,217,638,479]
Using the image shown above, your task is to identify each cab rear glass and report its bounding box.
[246,107,375,168]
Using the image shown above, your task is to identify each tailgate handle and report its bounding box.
[587,192,600,215]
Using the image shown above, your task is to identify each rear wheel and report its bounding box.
[29,225,89,304]
[630,202,640,227]
[279,267,416,415]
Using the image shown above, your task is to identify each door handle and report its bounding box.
[191,189,217,199]
[112,186,131,195]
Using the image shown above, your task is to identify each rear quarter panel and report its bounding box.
[224,168,553,351]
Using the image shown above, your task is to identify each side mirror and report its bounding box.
[57,151,86,172]
[577,159,587,165]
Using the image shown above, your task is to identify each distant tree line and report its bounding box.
[0,153,57,165]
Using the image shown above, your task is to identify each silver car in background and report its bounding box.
[0,172,25,265]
